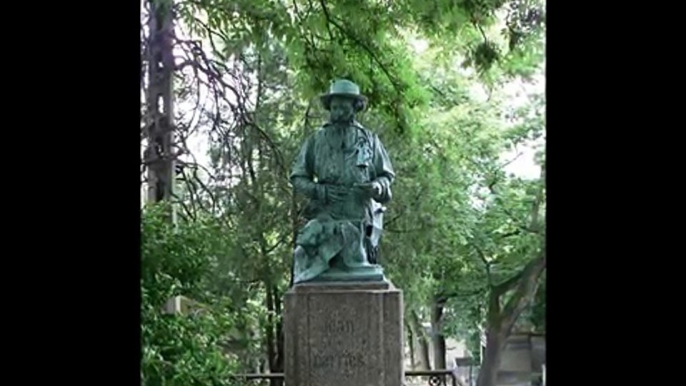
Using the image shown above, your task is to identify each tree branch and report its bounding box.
[498,229,522,239]
[498,151,523,169]
[318,0,336,42]
[487,175,539,234]
[473,244,493,288]
[528,163,545,232]
[319,6,402,94]
[436,286,488,304]
[501,249,547,331]
[385,225,426,233]
[492,270,524,298]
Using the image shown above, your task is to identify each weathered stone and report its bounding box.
[161,295,207,316]
[284,281,404,386]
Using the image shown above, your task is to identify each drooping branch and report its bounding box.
[318,0,337,42]
[317,3,403,94]
[474,244,493,288]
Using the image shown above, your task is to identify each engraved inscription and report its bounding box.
[324,319,355,334]
[311,318,366,373]
[312,351,365,370]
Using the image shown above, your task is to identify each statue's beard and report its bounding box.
[331,112,354,125]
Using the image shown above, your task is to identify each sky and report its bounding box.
[492,77,545,180]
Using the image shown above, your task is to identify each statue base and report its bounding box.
[284,281,404,386]
[303,264,385,283]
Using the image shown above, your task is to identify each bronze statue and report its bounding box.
[290,79,395,284]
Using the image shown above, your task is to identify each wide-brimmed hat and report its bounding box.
[320,79,367,112]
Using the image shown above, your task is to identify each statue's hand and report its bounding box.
[354,182,382,199]
[325,184,349,203]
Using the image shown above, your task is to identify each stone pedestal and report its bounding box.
[284,281,404,386]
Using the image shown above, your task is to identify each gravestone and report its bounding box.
[284,281,403,386]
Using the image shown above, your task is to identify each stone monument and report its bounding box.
[284,79,404,386]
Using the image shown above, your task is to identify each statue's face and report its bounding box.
[329,96,355,124]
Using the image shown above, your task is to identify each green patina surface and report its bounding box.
[290,79,395,284]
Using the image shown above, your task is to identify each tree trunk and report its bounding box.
[410,310,431,370]
[476,328,505,386]
[261,282,285,386]
[476,253,546,386]
[273,286,285,386]
[265,284,276,373]
[431,298,447,370]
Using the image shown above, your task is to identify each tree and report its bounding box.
[376,44,545,384]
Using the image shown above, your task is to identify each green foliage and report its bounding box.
[142,313,239,386]
[141,203,247,386]
[142,205,219,304]
[376,49,546,343]
[173,0,544,135]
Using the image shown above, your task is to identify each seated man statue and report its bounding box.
[290,79,395,284]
